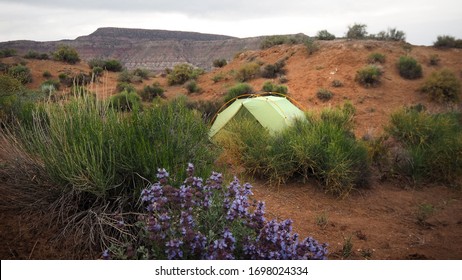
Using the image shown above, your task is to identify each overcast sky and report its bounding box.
[0,0,461,45]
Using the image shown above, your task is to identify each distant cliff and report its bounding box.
[0,27,264,71]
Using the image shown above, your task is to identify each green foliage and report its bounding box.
[260,34,308,49]
[261,81,288,94]
[40,79,60,95]
[109,90,142,112]
[316,88,333,101]
[223,83,254,104]
[433,35,462,48]
[42,70,52,79]
[104,59,123,72]
[386,108,462,184]
[397,56,423,79]
[133,68,150,79]
[346,23,368,39]
[24,50,49,60]
[91,66,104,77]
[235,62,260,82]
[185,80,201,94]
[186,99,222,122]
[0,48,17,58]
[261,59,286,78]
[213,58,227,68]
[429,54,440,66]
[355,65,383,87]
[316,30,335,40]
[221,104,369,197]
[367,53,386,64]
[416,203,434,225]
[140,82,165,101]
[7,65,32,84]
[212,72,225,83]
[375,28,406,41]
[52,45,80,64]
[167,64,203,85]
[14,95,215,198]
[420,69,461,103]
[116,82,135,93]
[304,38,319,55]
[117,70,133,83]
[0,74,23,97]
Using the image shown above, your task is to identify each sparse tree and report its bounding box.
[346,23,368,39]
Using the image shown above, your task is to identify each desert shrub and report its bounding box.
[331,80,343,87]
[304,38,319,55]
[316,88,333,101]
[40,80,60,96]
[316,30,335,40]
[355,65,383,87]
[104,59,123,72]
[14,95,215,198]
[109,90,141,112]
[88,58,106,69]
[212,72,225,83]
[115,82,135,93]
[260,35,290,49]
[0,74,23,97]
[133,68,150,79]
[185,80,201,94]
[91,66,104,77]
[261,81,288,94]
[367,53,386,64]
[186,99,221,122]
[52,45,80,64]
[140,82,165,101]
[235,62,260,82]
[429,54,440,66]
[167,64,203,85]
[223,83,254,104]
[224,104,369,197]
[117,70,133,83]
[433,35,462,48]
[24,50,49,60]
[213,58,227,68]
[7,65,32,84]
[261,59,286,78]
[420,69,461,103]
[0,48,17,58]
[103,165,328,260]
[397,56,422,79]
[375,28,406,41]
[346,23,368,39]
[42,70,52,79]
[386,108,462,184]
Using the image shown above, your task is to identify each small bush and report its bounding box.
[261,81,288,94]
[386,109,462,184]
[316,30,335,40]
[7,65,32,84]
[429,54,440,66]
[104,59,123,72]
[346,23,368,39]
[133,68,150,79]
[397,56,423,79]
[41,79,60,91]
[367,53,386,64]
[375,28,406,41]
[0,48,17,58]
[420,69,461,103]
[433,35,462,48]
[116,82,136,93]
[355,65,383,87]
[186,99,221,122]
[304,38,319,55]
[223,83,254,104]
[331,80,343,87]
[42,71,52,79]
[260,35,289,49]
[213,58,227,68]
[185,80,201,94]
[117,70,133,83]
[167,64,203,85]
[317,88,333,101]
[141,82,165,101]
[53,45,80,64]
[24,50,49,60]
[109,91,142,112]
[235,62,260,82]
[261,59,286,78]
[91,66,104,77]
[212,73,225,83]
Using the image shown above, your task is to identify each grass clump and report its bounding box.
[262,81,288,94]
[316,88,333,101]
[235,62,260,82]
[397,56,422,79]
[109,90,142,112]
[420,69,461,103]
[223,83,254,104]
[386,108,462,184]
[220,103,369,197]
[367,53,386,64]
[355,65,383,87]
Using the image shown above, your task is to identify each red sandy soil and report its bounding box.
[1,40,462,259]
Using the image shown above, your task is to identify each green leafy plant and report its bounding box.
[167,64,203,85]
[433,35,462,48]
[109,90,142,112]
[223,83,254,104]
[316,30,335,40]
[213,58,227,68]
[346,23,368,39]
[397,56,422,79]
[420,69,461,103]
[235,62,260,82]
[7,65,32,84]
[262,81,288,94]
[185,80,201,94]
[261,59,286,78]
[52,45,80,64]
[140,82,165,101]
[355,65,383,87]
[316,88,333,101]
[367,53,386,64]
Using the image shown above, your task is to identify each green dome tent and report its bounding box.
[209,95,306,138]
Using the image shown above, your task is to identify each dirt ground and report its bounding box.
[1,40,462,259]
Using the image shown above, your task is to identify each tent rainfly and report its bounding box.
[209,95,306,138]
